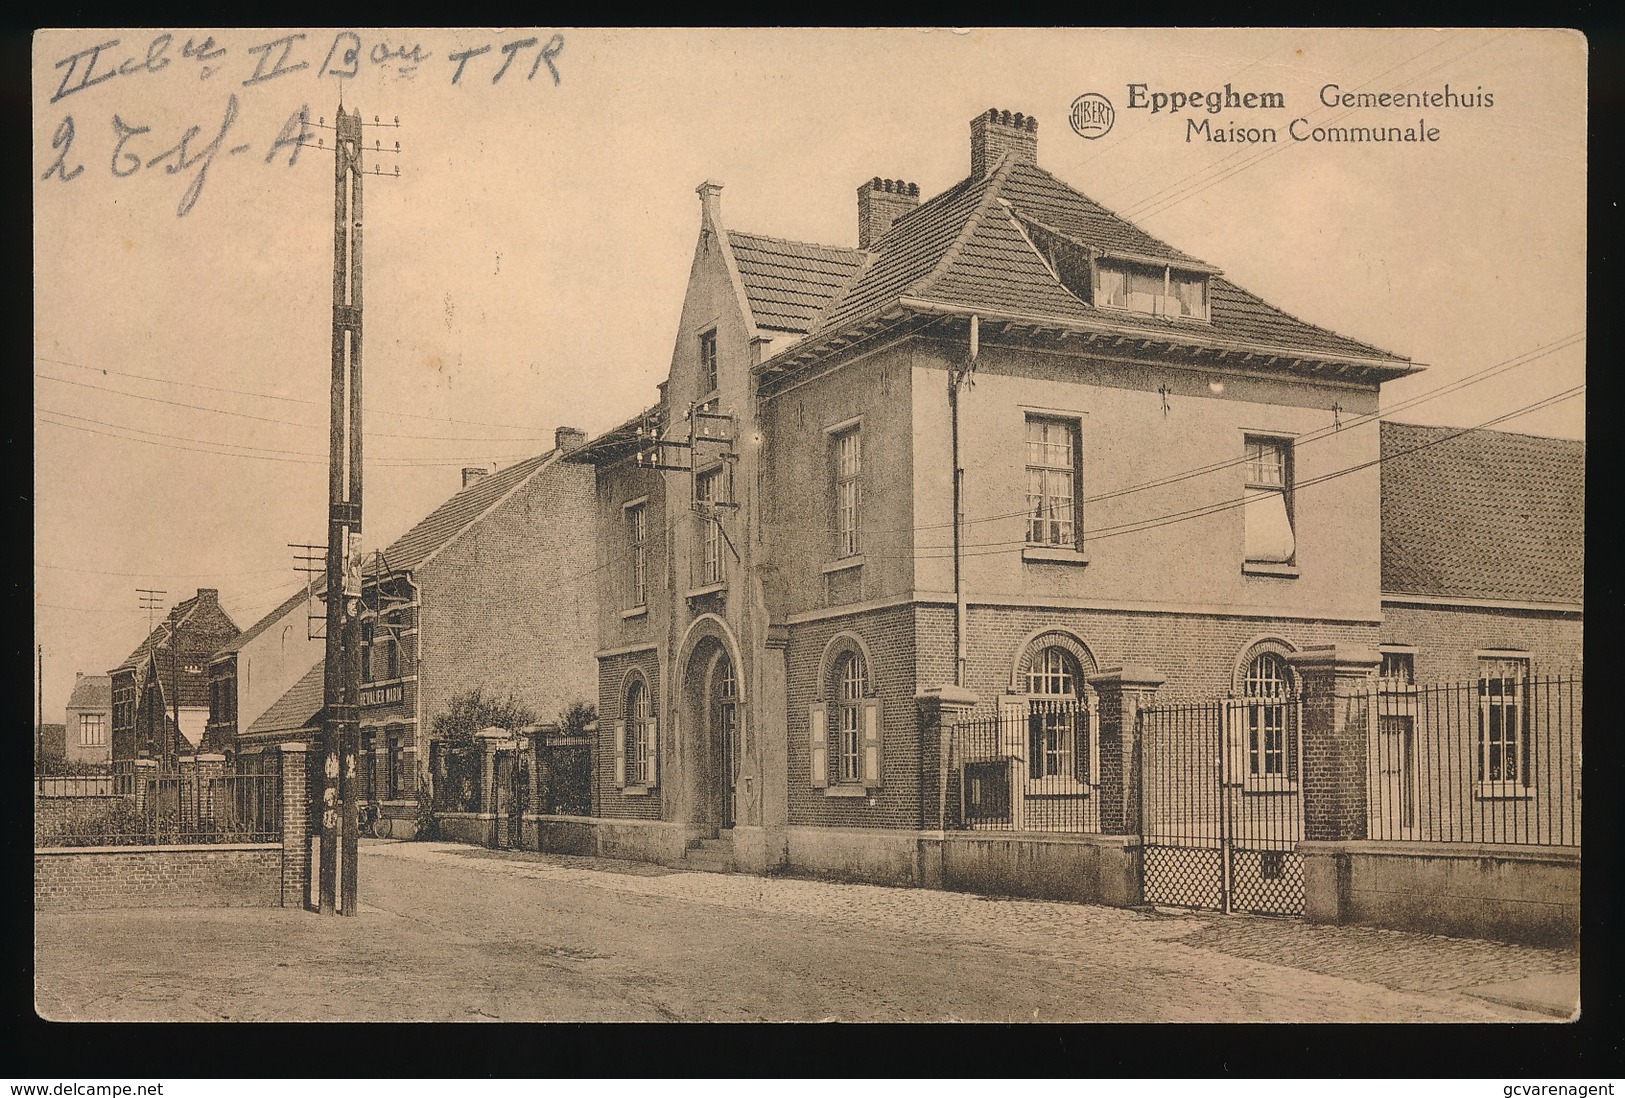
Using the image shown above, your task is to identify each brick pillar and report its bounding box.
[915,685,980,830]
[1287,646,1381,842]
[178,753,198,829]
[195,753,225,828]
[916,685,978,889]
[475,727,507,815]
[131,758,156,814]
[1090,666,1166,835]
[279,742,312,908]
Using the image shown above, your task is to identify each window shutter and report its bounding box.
[808,701,828,789]
[861,697,883,789]
[644,717,659,789]
[613,720,626,788]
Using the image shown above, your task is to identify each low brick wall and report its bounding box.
[786,826,924,885]
[435,812,496,848]
[529,814,691,864]
[35,844,282,911]
[1299,840,1579,946]
[925,831,1142,907]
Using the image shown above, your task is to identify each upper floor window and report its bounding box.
[1096,260,1209,320]
[695,468,726,586]
[699,328,719,396]
[79,713,106,747]
[1025,417,1080,549]
[1478,655,1530,790]
[833,426,862,558]
[383,632,400,680]
[1243,436,1295,566]
[626,501,648,609]
[360,621,374,682]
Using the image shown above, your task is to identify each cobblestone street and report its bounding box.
[35,839,1579,1022]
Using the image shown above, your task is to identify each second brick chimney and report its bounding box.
[462,467,490,489]
[554,426,587,454]
[857,178,920,248]
[970,108,1038,178]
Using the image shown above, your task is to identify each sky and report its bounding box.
[32,27,1586,724]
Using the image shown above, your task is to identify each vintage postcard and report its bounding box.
[33,27,1584,1026]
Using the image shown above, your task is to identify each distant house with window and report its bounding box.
[563,108,1423,880]
[235,436,598,833]
[109,589,240,772]
[64,672,113,767]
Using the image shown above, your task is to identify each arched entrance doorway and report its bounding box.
[678,631,745,838]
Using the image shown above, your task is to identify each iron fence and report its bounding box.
[944,698,1100,832]
[34,772,282,847]
[1363,673,1580,847]
[536,736,592,816]
[35,774,116,797]
[1138,697,1306,916]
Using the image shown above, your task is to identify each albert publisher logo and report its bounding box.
[1070,93,1115,139]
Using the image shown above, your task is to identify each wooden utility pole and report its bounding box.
[320,104,366,916]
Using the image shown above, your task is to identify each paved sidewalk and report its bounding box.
[34,839,1579,1022]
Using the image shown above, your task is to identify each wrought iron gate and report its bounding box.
[492,748,525,850]
[1138,697,1305,917]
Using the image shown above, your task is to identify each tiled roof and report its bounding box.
[376,450,557,572]
[243,660,324,738]
[67,674,111,711]
[212,585,318,659]
[1380,421,1584,604]
[792,156,1408,369]
[114,592,240,674]
[727,231,864,334]
[571,404,668,464]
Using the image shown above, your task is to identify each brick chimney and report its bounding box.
[195,589,219,605]
[970,108,1038,178]
[555,426,587,453]
[462,467,490,489]
[857,178,920,248]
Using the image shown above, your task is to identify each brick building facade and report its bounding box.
[565,108,1465,881]
[235,432,599,833]
[64,673,113,767]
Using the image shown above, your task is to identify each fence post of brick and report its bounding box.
[1287,645,1381,842]
[915,684,980,889]
[131,758,156,815]
[278,742,312,909]
[195,753,225,830]
[1091,667,1165,835]
[475,727,506,815]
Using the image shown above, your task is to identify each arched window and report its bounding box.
[809,637,883,792]
[1026,646,1085,781]
[716,653,739,795]
[832,651,867,783]
[624,676,651,786]
[1242,651,1295,779]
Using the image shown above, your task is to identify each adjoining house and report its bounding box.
[109,589,240,773]
[64,672,113,768]
[205,585,326,759]
[565,107,1425,879]
[235,430,599,836]
[1377,420,1583,682]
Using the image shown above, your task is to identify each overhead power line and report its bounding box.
[36,354,552,435]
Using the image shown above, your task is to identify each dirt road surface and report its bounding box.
[34,839,1579,1022]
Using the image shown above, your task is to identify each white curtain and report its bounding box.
[1243,488,1295,563]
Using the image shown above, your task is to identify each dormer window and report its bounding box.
[1096,260,1209,320]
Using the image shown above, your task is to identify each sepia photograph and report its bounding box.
[31,27,1585,1027]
